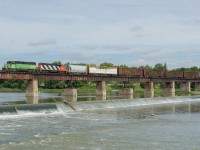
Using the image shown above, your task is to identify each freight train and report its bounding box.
[2,61,200,79]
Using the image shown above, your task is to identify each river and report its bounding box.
[0,92,200,150]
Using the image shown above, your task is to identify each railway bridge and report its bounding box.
[1,72,200,101]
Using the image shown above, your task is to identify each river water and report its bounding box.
[0,92,200,150]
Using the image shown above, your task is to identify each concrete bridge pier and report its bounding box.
[119,88,134,99]
[195,82,200,91]
[63,96,77,102]
[145,82,154,98]
[180,82,191,92]
[60,88,78,102]
[26,79,38,97]
[163,81,175,97]
[96,81,106,100]
[61,88,77,97]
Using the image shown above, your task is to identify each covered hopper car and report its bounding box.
[68,65,87,74]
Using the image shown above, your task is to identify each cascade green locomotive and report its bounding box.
[3,61,37,71]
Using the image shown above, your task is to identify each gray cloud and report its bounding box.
[129,26,143,32]
[28,39,57,46]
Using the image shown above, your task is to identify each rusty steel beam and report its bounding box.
[0,73,33,80]
[1,72,200,82]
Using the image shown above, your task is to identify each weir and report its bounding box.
[67,96,197,111]
[0,96,200,116]
[0,103,74,116]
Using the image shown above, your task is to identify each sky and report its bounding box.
[0,0,200,69]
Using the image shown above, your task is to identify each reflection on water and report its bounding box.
[96,95,106,100]
[26,96,39,104]
[121,94,133,99]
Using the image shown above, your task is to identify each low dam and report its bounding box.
[0,96,199,116]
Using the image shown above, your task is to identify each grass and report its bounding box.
[0,87,23,92]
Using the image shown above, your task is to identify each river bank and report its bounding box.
[0,87,199,97]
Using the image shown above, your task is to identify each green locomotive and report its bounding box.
[3,61,37,71]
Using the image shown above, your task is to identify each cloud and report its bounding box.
[0,0,200,69]
[28,39,57,46]
[129,26,143,32]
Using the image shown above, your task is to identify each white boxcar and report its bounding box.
[88,67,117,75]
[68,65,87,73]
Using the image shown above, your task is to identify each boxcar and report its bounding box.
[4,61,37,71]
[88,67,118,75]
[143,69,165,78]
[68,65,88,74]
[38,63,67,72]
[165,71,184,78]
[184,72,200,79]
[118,68,143,77]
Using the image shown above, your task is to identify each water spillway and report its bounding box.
[68,96,199,111]
[0,96,200,116]
[0,103,74,116]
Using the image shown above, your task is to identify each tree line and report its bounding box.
[0,62,200,90]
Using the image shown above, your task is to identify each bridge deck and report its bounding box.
[0,72,199,82]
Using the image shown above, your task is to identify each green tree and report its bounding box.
[100,62,114,68]
[154,63,165,70]
[163,63,167,71]
[119,64,129,68]
[53,61,62,65]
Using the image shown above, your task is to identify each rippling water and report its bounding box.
[0,93,200,150]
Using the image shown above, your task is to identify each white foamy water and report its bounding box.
[0,93,200,149]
